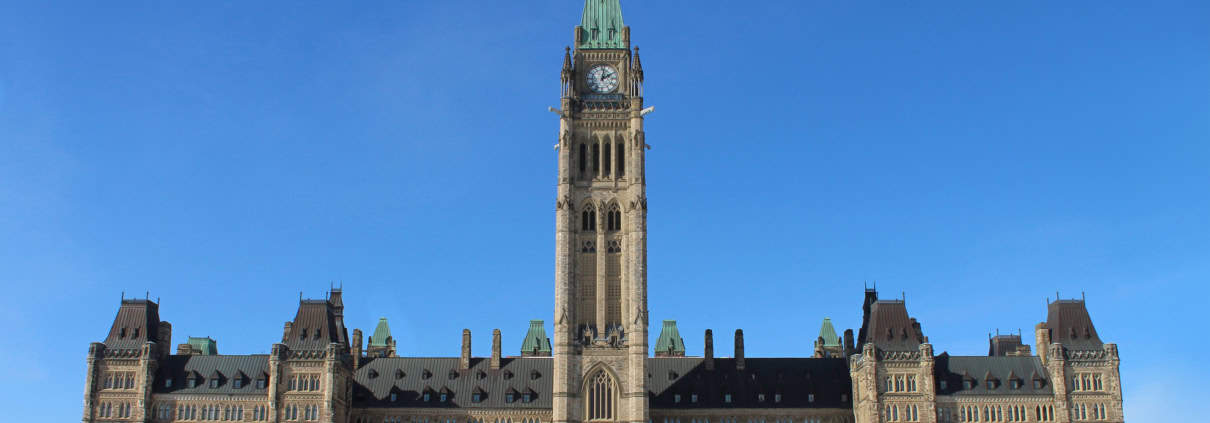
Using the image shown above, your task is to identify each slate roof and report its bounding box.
[352,357,854,410]
[648,358,852,409]
[934,354,1051,396]
[154,355,270,395]
[989,335,1023,356]
[285,300,348,350]
[1046,300,1102,350]
[863,301,923,351]
[104,299,163,349]
[353,357,553,409]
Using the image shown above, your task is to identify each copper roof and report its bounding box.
[1046,299,1102,350]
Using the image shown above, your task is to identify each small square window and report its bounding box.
[774,394,782,403]
[691,394,698,403]
[234,379,243,389]
[257,379,266,389]
[674,394,681,403]
[209,379,219,389]
[390,393,397,402]
[473,393,483,403]
[758,394,765,402]
[724,394,732,403]
[506,393,516,403]
[523,393,532,403]
[442,393,449,402]
[424,393,432,402]
[939,380,947,390]
[808,394,815,403]
[165,378,173,388]
[963,380,973,390]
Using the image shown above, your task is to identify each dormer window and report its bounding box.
[132,327,140,338]
[300,329,308,340]
[424,392,432,402]
[531,370,541,380]
[724,393,732,403]
[1033,379,1045,389]
[315,329,322,340]
[841,394,848,402]
[673,394,681,403]
[986,379,998,390]
[473,392,483,403]
[165,378,173,388]
[390,393,397,402]
[506,392,516,403]
[368,369,379,379]
[120,328,127,338]
[885,328,893,341]
[758,394,765,402]
[449,370,459,380]
[503,370,514,379]
[939,380,947,390]
[209,379,219,389]
[963,380,974,390]
[522,392,532,403]
[476,371,487,380]
[774,394,782,403]
[234,378,243,389]
[808,394,815,403]
[257,375,267,389]
[422,369,432,379]
[396,369,405,380]
[691,394,698,403]
[441,393,449,402]
[1010,379,1022,390]
[668,371,678,381]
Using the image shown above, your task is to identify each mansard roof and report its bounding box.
[187,336,218,355]
[352,357,553,409]
[285,299,348,350]
[654,320,686,356]
[863,300,923,351]
[519,320,552,356]
[1047,299,1102,350]
[369,317,392,347]
[648,357,852,409]
[818,318,841,347]
[154,354,270,395]
[104,299,162,349]
[933,354,1052,396]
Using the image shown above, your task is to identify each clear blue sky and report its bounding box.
[1,1,1206,421]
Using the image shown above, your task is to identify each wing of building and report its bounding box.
[79,2,1124,422]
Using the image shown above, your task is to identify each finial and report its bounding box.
[1081,291,1085,301]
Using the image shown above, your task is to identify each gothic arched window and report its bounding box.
[592,143,601,177]
[582,208,597,232]
[579,143,587,178]
[586,370,617,421]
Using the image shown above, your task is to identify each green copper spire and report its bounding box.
[369,317,392,347]
[654,320,686,357]
[578,0,626,49]
[818,318,841,347]
[187,336,218,355]
[520,320,552,356]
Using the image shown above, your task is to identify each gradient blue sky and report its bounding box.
[1,1,1207,421]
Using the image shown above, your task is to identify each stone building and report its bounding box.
[80,2,1123,423]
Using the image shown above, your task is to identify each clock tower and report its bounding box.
[552,2,648,423]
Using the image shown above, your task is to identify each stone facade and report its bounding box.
[79,2,1124,423]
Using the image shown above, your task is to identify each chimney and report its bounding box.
[461,329,472,370]
[351,329,363,369]
[704,329,714,371]
[735,329,745,371]
[282,322,293,343]
[843,329,855,356]
[176,343,194,355]
[491,329,502,370]
[157,321,173,359]
[1035,322,1051,364]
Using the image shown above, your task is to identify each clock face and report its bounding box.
[586,65,619,93]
